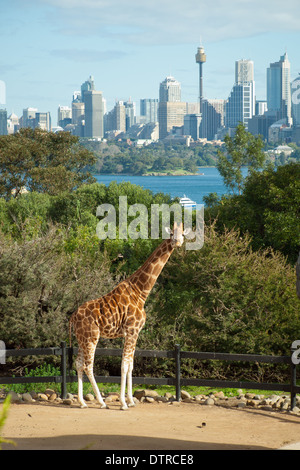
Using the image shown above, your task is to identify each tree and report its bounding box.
[0,225,115,349]
[0,128,96,199]
[217,123,266,194]
[205,162,300,262]
[147,225,300,358]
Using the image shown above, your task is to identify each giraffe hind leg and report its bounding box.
[84,362,106,409]
[75,348,87,409]
[82,341,107,409]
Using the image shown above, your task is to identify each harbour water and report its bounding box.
[95,167,231,205]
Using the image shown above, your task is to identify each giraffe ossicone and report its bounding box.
[69,222,189,410]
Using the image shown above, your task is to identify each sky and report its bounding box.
[1,0,300,126]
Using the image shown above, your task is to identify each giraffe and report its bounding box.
[69,222,190,410]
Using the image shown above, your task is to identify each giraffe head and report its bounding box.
[166,222,190,247]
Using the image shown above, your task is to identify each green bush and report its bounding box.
[143,225,299,357]
[0,225,116,349]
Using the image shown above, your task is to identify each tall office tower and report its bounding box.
[72,101,85,124]
[255,100,268,116]
[235,59,254,83]
[83,90,104,138]
[225,59,255,131]
[195,45,206,114]
[0,80,7,135]
[7,113,19,134]
[267,52,292,125]
[140,99,158,123]
[184,113,201,140]
[201,99,225,140]
[0,109,7,135]
[115,102,126,132]
[124,99,136,130]
[58,105,72,127]
[81,75,95,102]
[21,107,38,128]
[73,91,81,102]
[158,76,186,139]
[35,112,51,131]
[104,101,126,134]
[159,76,181,102]
[158,102,186,139]
[292,74,300,126]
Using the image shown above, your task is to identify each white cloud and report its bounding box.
[50,49,127,62]
[36,0,300,45]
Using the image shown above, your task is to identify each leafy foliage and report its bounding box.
[0,226,116,349]
[217,123,266,194]
[205,162,300,261]
[145,225,299,357]
[0,128,96,199]
[0,395,16,449]
[84,140,219,175]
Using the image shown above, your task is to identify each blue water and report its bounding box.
[94,167,229,205]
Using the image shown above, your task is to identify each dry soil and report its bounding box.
[2,400,300,451]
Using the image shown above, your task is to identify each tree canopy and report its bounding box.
[0,128,96,199]
[205,162,300,262]
[217,123,266,194]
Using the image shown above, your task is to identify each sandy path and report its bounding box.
[2,400,300,451]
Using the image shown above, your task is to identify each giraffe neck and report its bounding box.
[128,238,174,302]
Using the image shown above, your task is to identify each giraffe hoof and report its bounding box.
[121,405,129,410]
[80,404,88,409]
[100,404,107,409]
[128,402,136,408]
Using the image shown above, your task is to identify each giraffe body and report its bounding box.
[69,223,188,409]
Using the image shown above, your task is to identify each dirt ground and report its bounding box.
[2,400,300,451]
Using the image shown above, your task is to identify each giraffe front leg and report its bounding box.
[127,358,135,408]
[120,359,129,410]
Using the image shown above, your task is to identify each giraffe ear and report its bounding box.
[165,227,173,235]
[183,228,191,236]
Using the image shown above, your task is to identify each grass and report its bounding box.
[1,363,287,398]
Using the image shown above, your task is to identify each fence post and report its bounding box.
[290,343,297,410]
[175,344,181,401]
[60,341,67,399]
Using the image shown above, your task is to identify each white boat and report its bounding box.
[179,195,197,209]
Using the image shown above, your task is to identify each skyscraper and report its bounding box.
[195,45,206,114]
[235,59,254,83]
[57,105,72,127]
[21,107,38,129]
[159,76,181,102]
[0,109,7,135]
[83,90,104,138]
[225,59,255,131]
[184,113,201,140]
[158,76,186,139]
[201,99,225,140]
[0,80,7,135]
[35,112,51,131]
[292,74,300,126]
[81,75,95,101]
[104,101,126,134]
[124,99,136,130]
[267,52,292,125]
[140,99,158,123]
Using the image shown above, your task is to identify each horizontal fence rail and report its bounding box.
[1,342,300,409]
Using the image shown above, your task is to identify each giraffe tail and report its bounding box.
[68,316,74,370]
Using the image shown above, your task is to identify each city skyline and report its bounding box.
[1,0,300,124]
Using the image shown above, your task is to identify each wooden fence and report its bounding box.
[1,342,300,409]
